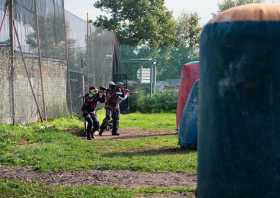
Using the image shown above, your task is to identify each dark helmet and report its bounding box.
[109,81,116,89]
[89,86,97,90]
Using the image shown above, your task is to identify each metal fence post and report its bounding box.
[150,61,153,99]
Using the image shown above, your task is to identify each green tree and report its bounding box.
[93,0,176,47]
[174,10,202,48]
[212,0,264,16]
[120,45,199,81]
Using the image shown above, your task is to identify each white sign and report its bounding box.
[137,67,150,83]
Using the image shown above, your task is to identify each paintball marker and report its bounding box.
[116,89,138,96]
[98,86,107,95]
[122,89,138,94]
[99,86,107,91]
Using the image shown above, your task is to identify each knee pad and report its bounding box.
[103,119,110,127]
[85,114,91,120]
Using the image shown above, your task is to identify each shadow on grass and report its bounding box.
[65,128,179,141]
[100,148,196,157]
[96,133,178,140]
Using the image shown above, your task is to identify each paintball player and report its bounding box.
[82,86,106,140]
[116,82,129,95]
[99,81,129,136]
[116,81,129,106]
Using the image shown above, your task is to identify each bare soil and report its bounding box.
[0,128,197,198]
[69,127,179,140]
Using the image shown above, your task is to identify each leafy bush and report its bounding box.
[129,90,178,113]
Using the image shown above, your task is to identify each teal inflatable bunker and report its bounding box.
[198,3,280,198]
[178,79,199,149]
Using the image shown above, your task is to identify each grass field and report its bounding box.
[97,109,177,131]
[0,111,197,197]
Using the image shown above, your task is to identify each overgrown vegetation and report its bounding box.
[128,90,178,113]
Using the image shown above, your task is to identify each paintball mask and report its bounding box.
[109,81,116,90]
[90,88,98,94]
[116,82,123,90]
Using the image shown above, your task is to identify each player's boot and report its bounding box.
[99,118,110,136]
[87,132,92,140]
[112,120,120,135]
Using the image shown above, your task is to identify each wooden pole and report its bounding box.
[10,0,15,124]
[87,13,89,91]
[101,22,103,84]
[109,31,115,82]
[34,0,47,121]
[63,1,73,117]
[13,20,43,122]
[90,25,95,86]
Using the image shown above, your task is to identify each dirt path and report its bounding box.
[0,166,196,188]
[67,128,179,140]
[1,128,197,197]
[0,166,196,198]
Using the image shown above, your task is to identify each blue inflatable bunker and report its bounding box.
[198,3,280,198]
[178,79,199,149]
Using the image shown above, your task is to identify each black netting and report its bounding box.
[0,0,126,124]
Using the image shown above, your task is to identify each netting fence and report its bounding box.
[0,0,126,125]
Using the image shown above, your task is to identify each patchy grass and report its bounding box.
[0,112,197,197]
[0,136,197,173]
[92,135,178,150]
[0,112,197,174]
[0,179,196,198]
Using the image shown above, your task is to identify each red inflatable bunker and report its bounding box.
[176,61,199,129]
